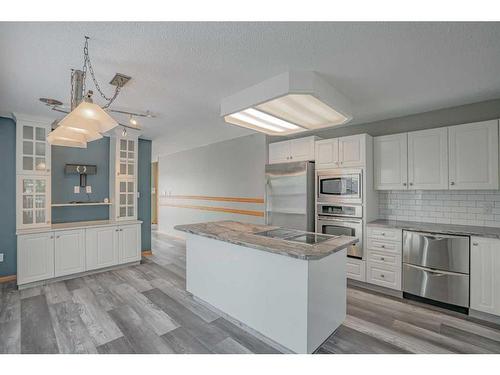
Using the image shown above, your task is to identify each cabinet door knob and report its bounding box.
[290,156,293,160]
[381,257,385,261]
[403,182,407,186]
[409,182,413,186]
[450,181,455,185]
[473,242,478,246]
[381,245,385,248]
[380,274,385,278]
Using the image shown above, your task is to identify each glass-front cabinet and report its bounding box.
[110,131,139,221]
[17,175,51,228]
[15,114,52,230]
[16,117,51,175]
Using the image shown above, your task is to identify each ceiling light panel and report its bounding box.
[221,71,352,136]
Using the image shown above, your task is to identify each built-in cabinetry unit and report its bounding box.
[110,128,141,220]
[374,119,499,190]
[365,226,402,291]
[14,114,53,230]
[17,221,141,287]
[315,135,366,169]
[268,136,319,164]
[470,237,500,317]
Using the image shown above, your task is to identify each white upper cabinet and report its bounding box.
[338,135,366,168]
[315,134,367,170]
[268,136,318,164]
[374,133,408,190]
[407,128,449,190]
[448,120,499,190]
[315,139,339,169]
[471,237,500,316]
[15,116,52,175]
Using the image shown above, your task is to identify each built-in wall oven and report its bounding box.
[317,169,362,204]
[316,203,363,259]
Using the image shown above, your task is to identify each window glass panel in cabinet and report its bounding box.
[35,127,45,141]
[23,210,33,225]
[35,195,45,209]
[35,179,46,193]
[120,163,127,175]
[23,156,33,171]
[120,139,127,152]
[23,196,33,209]
[128,163,134,175]
[23,141,33,155]
[35,157,47,171]
[120,194,126,205]
[128,181,134,192]
[120,206,127,217]
[23,125,33,140]
[120,151,127,159]
[35,209,45,223]
[127,193,134,204]
[120,181,127,193]
[127,206,134,217]
[128,140,134,152]
[23,179,34,194]
[35,142,45,156]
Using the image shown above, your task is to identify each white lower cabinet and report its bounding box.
[86,226,119,271]
[119,224,142,264]
[365,226,402,291]
[471,237,500,316]
[17,222,141,286]
[54,229,85,277]
[347,258,366,282]
[17,232,54,285]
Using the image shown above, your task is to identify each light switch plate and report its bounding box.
[0,253,4,262]
[74,186,80,194]
[86,186,92,193]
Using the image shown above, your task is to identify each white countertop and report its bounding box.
[16,219,143,235]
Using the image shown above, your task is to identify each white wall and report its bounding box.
[157,134,267,237]
[379,190,500,227]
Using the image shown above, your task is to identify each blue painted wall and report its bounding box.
[0,117,17,277]
[51,137,110,223]
[138,139,152,251]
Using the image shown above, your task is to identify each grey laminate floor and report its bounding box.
[1,230,499,354]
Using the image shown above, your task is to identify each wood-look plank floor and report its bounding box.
[1,230,499,354]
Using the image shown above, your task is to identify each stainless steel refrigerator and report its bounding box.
[265,161,315,232]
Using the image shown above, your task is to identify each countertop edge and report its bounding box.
[175,224,358,260]
[17,219,143,235]
[367,219,500,239]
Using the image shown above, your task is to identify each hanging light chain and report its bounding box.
[82,36,121,108]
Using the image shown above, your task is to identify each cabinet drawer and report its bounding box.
[347,258,366,282]
[367,250,401,267]
[367,226,402,242]
[367,262,401,291]
[367,238,402,254]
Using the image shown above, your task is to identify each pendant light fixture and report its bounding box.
[221,71,352,136]
[46,37,125,148]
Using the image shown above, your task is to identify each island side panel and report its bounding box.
[185,233,309,353]
[306,248,347,353]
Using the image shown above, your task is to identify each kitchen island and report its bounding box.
[174,220,357,353]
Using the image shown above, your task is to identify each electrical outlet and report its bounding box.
[137,192,141,198]
[74,186,80,194]
[0,253,4,262]
[86,185,92,194]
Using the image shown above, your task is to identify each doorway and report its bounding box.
[151,161,158,224]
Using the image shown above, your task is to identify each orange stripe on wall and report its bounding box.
[161,203,264,217]
[162,195,264,204]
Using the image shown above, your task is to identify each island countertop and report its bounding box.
[174,220,358,260]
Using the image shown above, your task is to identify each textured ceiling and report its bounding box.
[1,22,500,156]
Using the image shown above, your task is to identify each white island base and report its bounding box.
[186,233,347,354]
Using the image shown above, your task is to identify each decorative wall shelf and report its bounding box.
[52,202,112,207]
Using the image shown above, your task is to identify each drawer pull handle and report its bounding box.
[380,274,385,278]
[381,233,385,236]
[381,245,385,248]
[381,257,385,261]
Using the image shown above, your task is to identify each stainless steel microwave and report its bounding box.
[317,170,362,203]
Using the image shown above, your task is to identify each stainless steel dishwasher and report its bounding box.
[402,230,470,312]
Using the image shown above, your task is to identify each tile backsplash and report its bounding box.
[379,190,500,227]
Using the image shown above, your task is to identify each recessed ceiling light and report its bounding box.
[221,71,352,136]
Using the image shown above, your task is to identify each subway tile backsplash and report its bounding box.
[378,190,500,227]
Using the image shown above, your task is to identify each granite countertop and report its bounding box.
[16,219,143,235]
[174,220,358,260]
[368,219,500,239]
